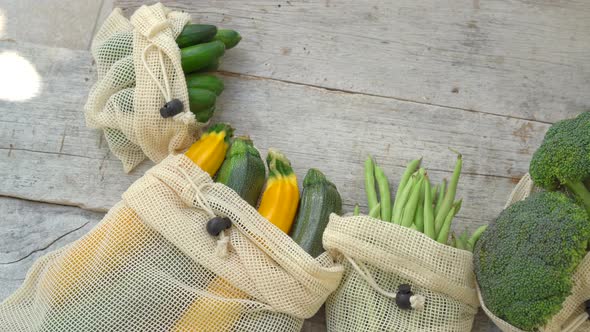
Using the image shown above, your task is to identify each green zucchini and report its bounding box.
[188,88,216,122]
[185,74,224,95]
[198,59,220,72]
[213,29,242,49]
[176,24,217,48]
[181,40,225,74]
[216,137,266,207]
[290,169,342,257]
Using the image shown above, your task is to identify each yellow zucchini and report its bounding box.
[184,123,234,176]
[258,149,300,233]
[41,206,148,305]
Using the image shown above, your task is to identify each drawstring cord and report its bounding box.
[179,168,230,258]
[343,254,425,310]
[140,21,195,124]
[562,311,588,332]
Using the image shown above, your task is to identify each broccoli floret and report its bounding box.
[529,111,590,214]
[474,191,590,331]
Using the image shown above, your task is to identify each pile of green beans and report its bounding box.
[356,151,487,251]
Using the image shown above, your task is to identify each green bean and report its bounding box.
[455,230,468,250]
[449,233,457,248]
[353,204,360,216]
[454,199,463,216]
[423,176,436,239]
[392,158,421,223]
[369,203,381,219]
[410,223,418,230]
[418,167,426,177]
[467,225,488,250]
[393,175,416,224]
[401,176,424,228]
[430,184,439,206]
[415,202,425,232]
[364,156,379,212]
[414,179,425,232]
[374,165,392,222]
[434,178,447,216]
[435,152,462,233]
[436,205,456,244]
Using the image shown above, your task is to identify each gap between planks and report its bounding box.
[217,70,554,125]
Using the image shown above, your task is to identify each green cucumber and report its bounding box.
[185,74,224,95]
[290,169,342,257]
[198,59,220,72]
[181,40,225,74]
[216,137,266,207]
[176,24,217,48]
[213,29,242,49]
[188,88,217,122]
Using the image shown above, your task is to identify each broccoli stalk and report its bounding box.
[564,180,590,214]
[530,111,590,214]
[474,191,590,331]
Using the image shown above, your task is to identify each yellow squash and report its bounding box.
[176,122,247,330]
[258,149,300,233]
[185,123,234,176]
[41,206,149,305]
[172,277,247,331]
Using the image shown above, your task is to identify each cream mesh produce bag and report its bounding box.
[478,174,590,332]
[86,4,201,173]
[0,154,344,331]
[323,213,479,332]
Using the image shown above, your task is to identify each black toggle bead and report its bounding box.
[206,217,232,236]
[160,98,184,118]
[396,284,413,310]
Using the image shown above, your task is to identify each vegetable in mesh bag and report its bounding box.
[474,191,590,331]
[323,151,482,332]
[0,122,343,331]
[474,111,590,332]
[85,4,242,172]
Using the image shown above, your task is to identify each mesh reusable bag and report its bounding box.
[323,214,479,332]
[0,154,344,331]
[85,4,201,173]
[477,174,590,332]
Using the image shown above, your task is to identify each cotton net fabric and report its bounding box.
[86,4,200,173]
[323,213,479,331]
[0,154,343,331]
[478,173,590,332]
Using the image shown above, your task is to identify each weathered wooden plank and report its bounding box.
[0,41,549,229]
[115,0,590,124]
[0,197,104,302]
[0,40,538,332]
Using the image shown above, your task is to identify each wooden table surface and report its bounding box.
[1,1,589,331]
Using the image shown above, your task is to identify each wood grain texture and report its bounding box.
[116,0,590,124]
[0,197,104,302]
[0,29,563,332]
[0,41,550,228]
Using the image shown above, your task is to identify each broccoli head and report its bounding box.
[474,191,590,331]
[529,111,590,213]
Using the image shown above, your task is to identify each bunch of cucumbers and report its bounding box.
[177,24,241,122]
[95,23,241,123]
